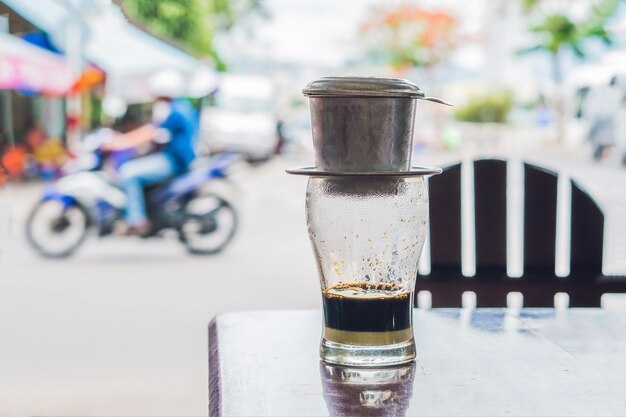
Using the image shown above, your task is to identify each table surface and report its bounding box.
[209,308,626,416]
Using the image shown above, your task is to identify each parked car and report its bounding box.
[200,74,278,163]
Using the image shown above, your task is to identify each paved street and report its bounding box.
[0,150,625,416]
[0,156,319,416]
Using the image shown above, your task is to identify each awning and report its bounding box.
[2,0,217,103]
[0,31,74,95]
[86,12,216,103]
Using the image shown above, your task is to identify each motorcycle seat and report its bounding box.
[142,178,175,193]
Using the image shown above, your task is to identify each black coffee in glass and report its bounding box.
[322,282,412,346]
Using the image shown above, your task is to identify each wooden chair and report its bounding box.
[417,158,626,307]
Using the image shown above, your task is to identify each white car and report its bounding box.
[200,74,278,161]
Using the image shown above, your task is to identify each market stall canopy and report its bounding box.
[0,31,74,95]
[2,0,217,103]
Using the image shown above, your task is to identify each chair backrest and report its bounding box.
[417,158,626,307]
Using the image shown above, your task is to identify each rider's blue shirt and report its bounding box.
[160,99,198,172]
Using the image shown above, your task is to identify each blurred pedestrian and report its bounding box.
[275,119,286,155]
[586,77,621,161]
[23,119,46,152]
[589,116,614,161]
[611,76,626,167]
[535,94,552,127]
[102,70,199,235]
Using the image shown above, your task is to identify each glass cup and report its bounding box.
[306,175,428,367]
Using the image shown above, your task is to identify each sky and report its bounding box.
[217,0,376,68]
[218,0,626,70]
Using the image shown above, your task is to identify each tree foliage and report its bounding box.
[360,4,458,72]
[520,0,622,142]
[454,90,513,124]
[119,0,267,71]
[520,0,621,80]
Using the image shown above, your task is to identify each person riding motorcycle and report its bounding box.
[102,70,199,235]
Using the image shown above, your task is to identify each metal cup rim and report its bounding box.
[285,166,442,176]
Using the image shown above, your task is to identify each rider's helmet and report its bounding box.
[148,69,185,100]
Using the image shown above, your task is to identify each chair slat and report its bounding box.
[428,163,462,275]
[570,180,604,278]
[474,159,507,275]
[418,158,621,308]
[523,163,558,276]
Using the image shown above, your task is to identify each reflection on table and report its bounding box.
[321,361,416,417]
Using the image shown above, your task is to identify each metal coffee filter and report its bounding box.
[287,76,448,176]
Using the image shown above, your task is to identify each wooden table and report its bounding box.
[209,309,626,416]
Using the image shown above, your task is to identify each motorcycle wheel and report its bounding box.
[26,200,90,258]
[178,193,238,255]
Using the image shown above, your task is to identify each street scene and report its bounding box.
[2,0,626,416]
[0,156,321,415]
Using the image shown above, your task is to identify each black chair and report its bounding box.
[417,158,626,307]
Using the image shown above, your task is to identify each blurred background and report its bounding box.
[2,0,626,415]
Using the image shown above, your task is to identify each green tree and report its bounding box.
[521,0,620,82]
[520,0,622,140]
[119,0,267,71]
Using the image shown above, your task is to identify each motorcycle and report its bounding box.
[26,129,239,258]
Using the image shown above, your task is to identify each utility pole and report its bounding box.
[0,14,14,148]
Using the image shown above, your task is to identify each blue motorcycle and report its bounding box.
[26,134,239,258]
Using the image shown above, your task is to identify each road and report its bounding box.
[0,150,625,416]
[0,156,320,416]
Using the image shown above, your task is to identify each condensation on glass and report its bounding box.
[307,176,428,366]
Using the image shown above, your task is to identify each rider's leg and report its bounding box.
[118,153,178,226]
